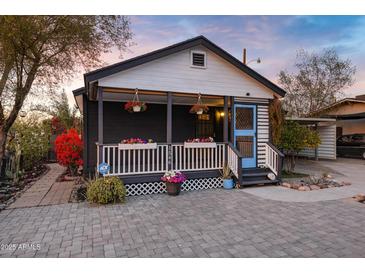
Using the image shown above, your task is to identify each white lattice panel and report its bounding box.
[181,177,223,191]
[125,182,166,196]
[126,177,223,196]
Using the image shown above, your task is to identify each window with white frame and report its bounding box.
[191,50,207,68]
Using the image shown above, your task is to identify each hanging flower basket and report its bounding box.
[189,104,209,114]
[124,89,147,113]
[190,93,208,114]
[124,101,147,113]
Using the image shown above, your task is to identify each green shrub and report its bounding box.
[86,176,126,204]
[8,116,51,171]
[279,121,321,173]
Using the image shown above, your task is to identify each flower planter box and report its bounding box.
[183,142,217,148]
[118,143,157,150]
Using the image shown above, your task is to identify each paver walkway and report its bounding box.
[8,164,68,209]
[0,189,364,258]
[241,158,365,202]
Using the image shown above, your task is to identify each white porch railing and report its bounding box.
[227,144,239,178]
[97,143,169,175]
[171,143,225,171]
[97,142,225,176]
[264,143,283,176]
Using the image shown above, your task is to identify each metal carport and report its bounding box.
[286,117,337,160]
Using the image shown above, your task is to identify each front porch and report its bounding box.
[90,87,283,194]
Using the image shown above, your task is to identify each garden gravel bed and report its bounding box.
[281,174,351,191]
[0,164,49,210]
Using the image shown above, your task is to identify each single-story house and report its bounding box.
[311,95,365,137]
[73,35,286,196]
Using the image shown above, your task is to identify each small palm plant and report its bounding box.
[220,164,233,179]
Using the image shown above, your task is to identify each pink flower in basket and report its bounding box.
[161,171,186,184]
[186,137,214,143]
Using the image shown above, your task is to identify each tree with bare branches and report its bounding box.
[278,48,356,117]
[0,16,132,169]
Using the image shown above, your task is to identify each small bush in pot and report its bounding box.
[86,176,126,204]
[161,170,186,196]
[220,165,234,189]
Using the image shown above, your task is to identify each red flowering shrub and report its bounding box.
[55,128,83,175]
[51,116,65,133]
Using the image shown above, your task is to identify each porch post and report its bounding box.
[167,92,172,170]
[166,92,172,144]
[314,123,319,161]
[98,86,103,165]
[223,96,229,143]
[230,96,235,143]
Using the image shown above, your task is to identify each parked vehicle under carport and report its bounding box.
[336,134,365,159]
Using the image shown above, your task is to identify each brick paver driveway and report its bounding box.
[0,189,364,257]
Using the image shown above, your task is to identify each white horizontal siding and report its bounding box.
[298,124,336,160]
[257,104,270,166]
[99,46,276,99]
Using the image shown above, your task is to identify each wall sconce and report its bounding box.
[220,112,225,117]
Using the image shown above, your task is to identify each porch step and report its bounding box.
[239,167,279,186]
[241,179,280,186]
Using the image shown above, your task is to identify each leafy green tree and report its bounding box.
[279,48,356,117]
[7,116,51,171]
[269,98,285,146]
[37,89,81,132]
[0,16,132,170]
[279,121,321,172]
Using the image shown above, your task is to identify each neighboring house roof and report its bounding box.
[80,35,286,97]
[286,117,336,123]
[310,98,365,116]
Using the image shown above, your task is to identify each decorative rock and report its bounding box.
[342,181,352,186]
[281,182,291,188]
[291,183,302,190]
[298,186,311,191]
[309,185,320,190]
[354,194,365,202]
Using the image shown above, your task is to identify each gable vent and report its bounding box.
[191,51,206,68]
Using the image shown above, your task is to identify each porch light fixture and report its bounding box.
[246,57,261,65]
[220,112,225,117]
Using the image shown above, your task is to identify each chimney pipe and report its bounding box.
[243,48,247,64]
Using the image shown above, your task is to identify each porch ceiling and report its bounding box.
[100,88,226,106]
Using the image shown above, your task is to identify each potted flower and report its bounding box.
[124,101,147,113]
[118,138,157,149]
[161,170,186,196]
[184,137,216,148]
[220,164,234,189]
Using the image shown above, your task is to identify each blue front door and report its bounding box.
[234,104,257,168]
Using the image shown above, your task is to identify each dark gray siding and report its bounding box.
[103,101,167,143]
[172,105,196,142]
[86,101,98,173]
[85,101,207,172]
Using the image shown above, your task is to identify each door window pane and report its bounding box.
[236,107,253,130]
[236,136,254,158]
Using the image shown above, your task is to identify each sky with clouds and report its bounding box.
[65,15,365,104]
